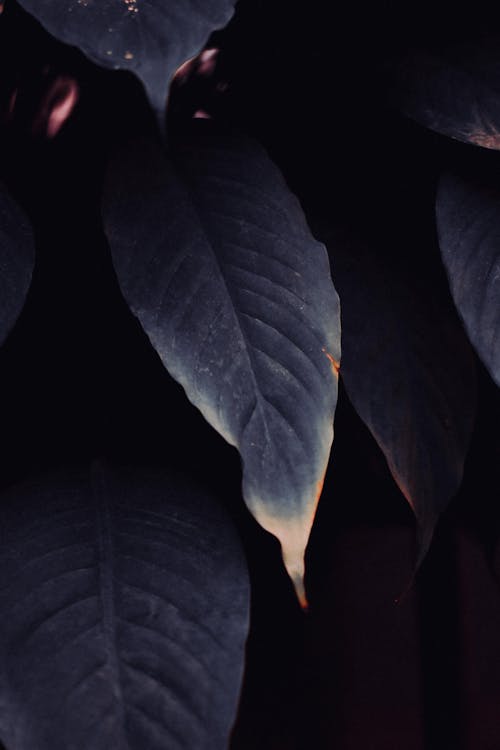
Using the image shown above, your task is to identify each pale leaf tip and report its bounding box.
[249,502,313,609]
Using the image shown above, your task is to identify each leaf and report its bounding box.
[0,465,249,750]
[387,42,500,149]
[0,181,34,346]
[103,124,341,605]
[16,0,236,115]
[436,172,500,386]
[322,230,475,555]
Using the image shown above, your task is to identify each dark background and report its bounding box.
[1,1,500,747]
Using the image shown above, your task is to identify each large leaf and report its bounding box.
[323,231,475,553]
[16,0,236,115]
[436,173,500,386]
[0,181,34,345]
[388,43,500,149]
[0,466,249,749]
[103,124,341,604]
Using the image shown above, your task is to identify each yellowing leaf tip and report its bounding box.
[249,504,314,609]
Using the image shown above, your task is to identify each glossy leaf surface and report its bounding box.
[0,466,249,749]
[104,125,341,603]
[437,172,500,386]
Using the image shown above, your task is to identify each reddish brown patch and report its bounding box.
[469,131,500,150]
[315,475,325,503]
[298,588,309,612]
[322,347,340,376]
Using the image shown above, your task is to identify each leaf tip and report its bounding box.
[283,549,309,611]
[394,520,437,604]
[415,517,437,571]
[250,503,314,608]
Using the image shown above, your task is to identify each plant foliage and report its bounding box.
[0,0,498,746]
[0,467,249,750]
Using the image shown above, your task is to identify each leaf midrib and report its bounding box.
[94,469,131,750]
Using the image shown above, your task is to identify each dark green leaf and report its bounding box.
[0,465,249,749]
[16,0,236,115]
[0,181,34,345]
[103,125,341,604]
[388,42,500,149]
[437,172,500,386]
[324,231,475,554]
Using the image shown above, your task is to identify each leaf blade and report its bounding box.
[388,42,500,149]
[103,126,341,602]
[321,229,476,553]
[0,467,249,750]
[437,172,500,386]
[16,0,236,114]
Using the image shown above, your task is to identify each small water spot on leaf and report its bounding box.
[123,0,139,13]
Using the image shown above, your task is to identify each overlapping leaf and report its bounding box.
[324,233,476,553]
[16,0,236,115]
[0,466,249,750]
[103,124,341,604]
[437,173,500,386]
[0,181,34,346]
[388,41,500,149]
